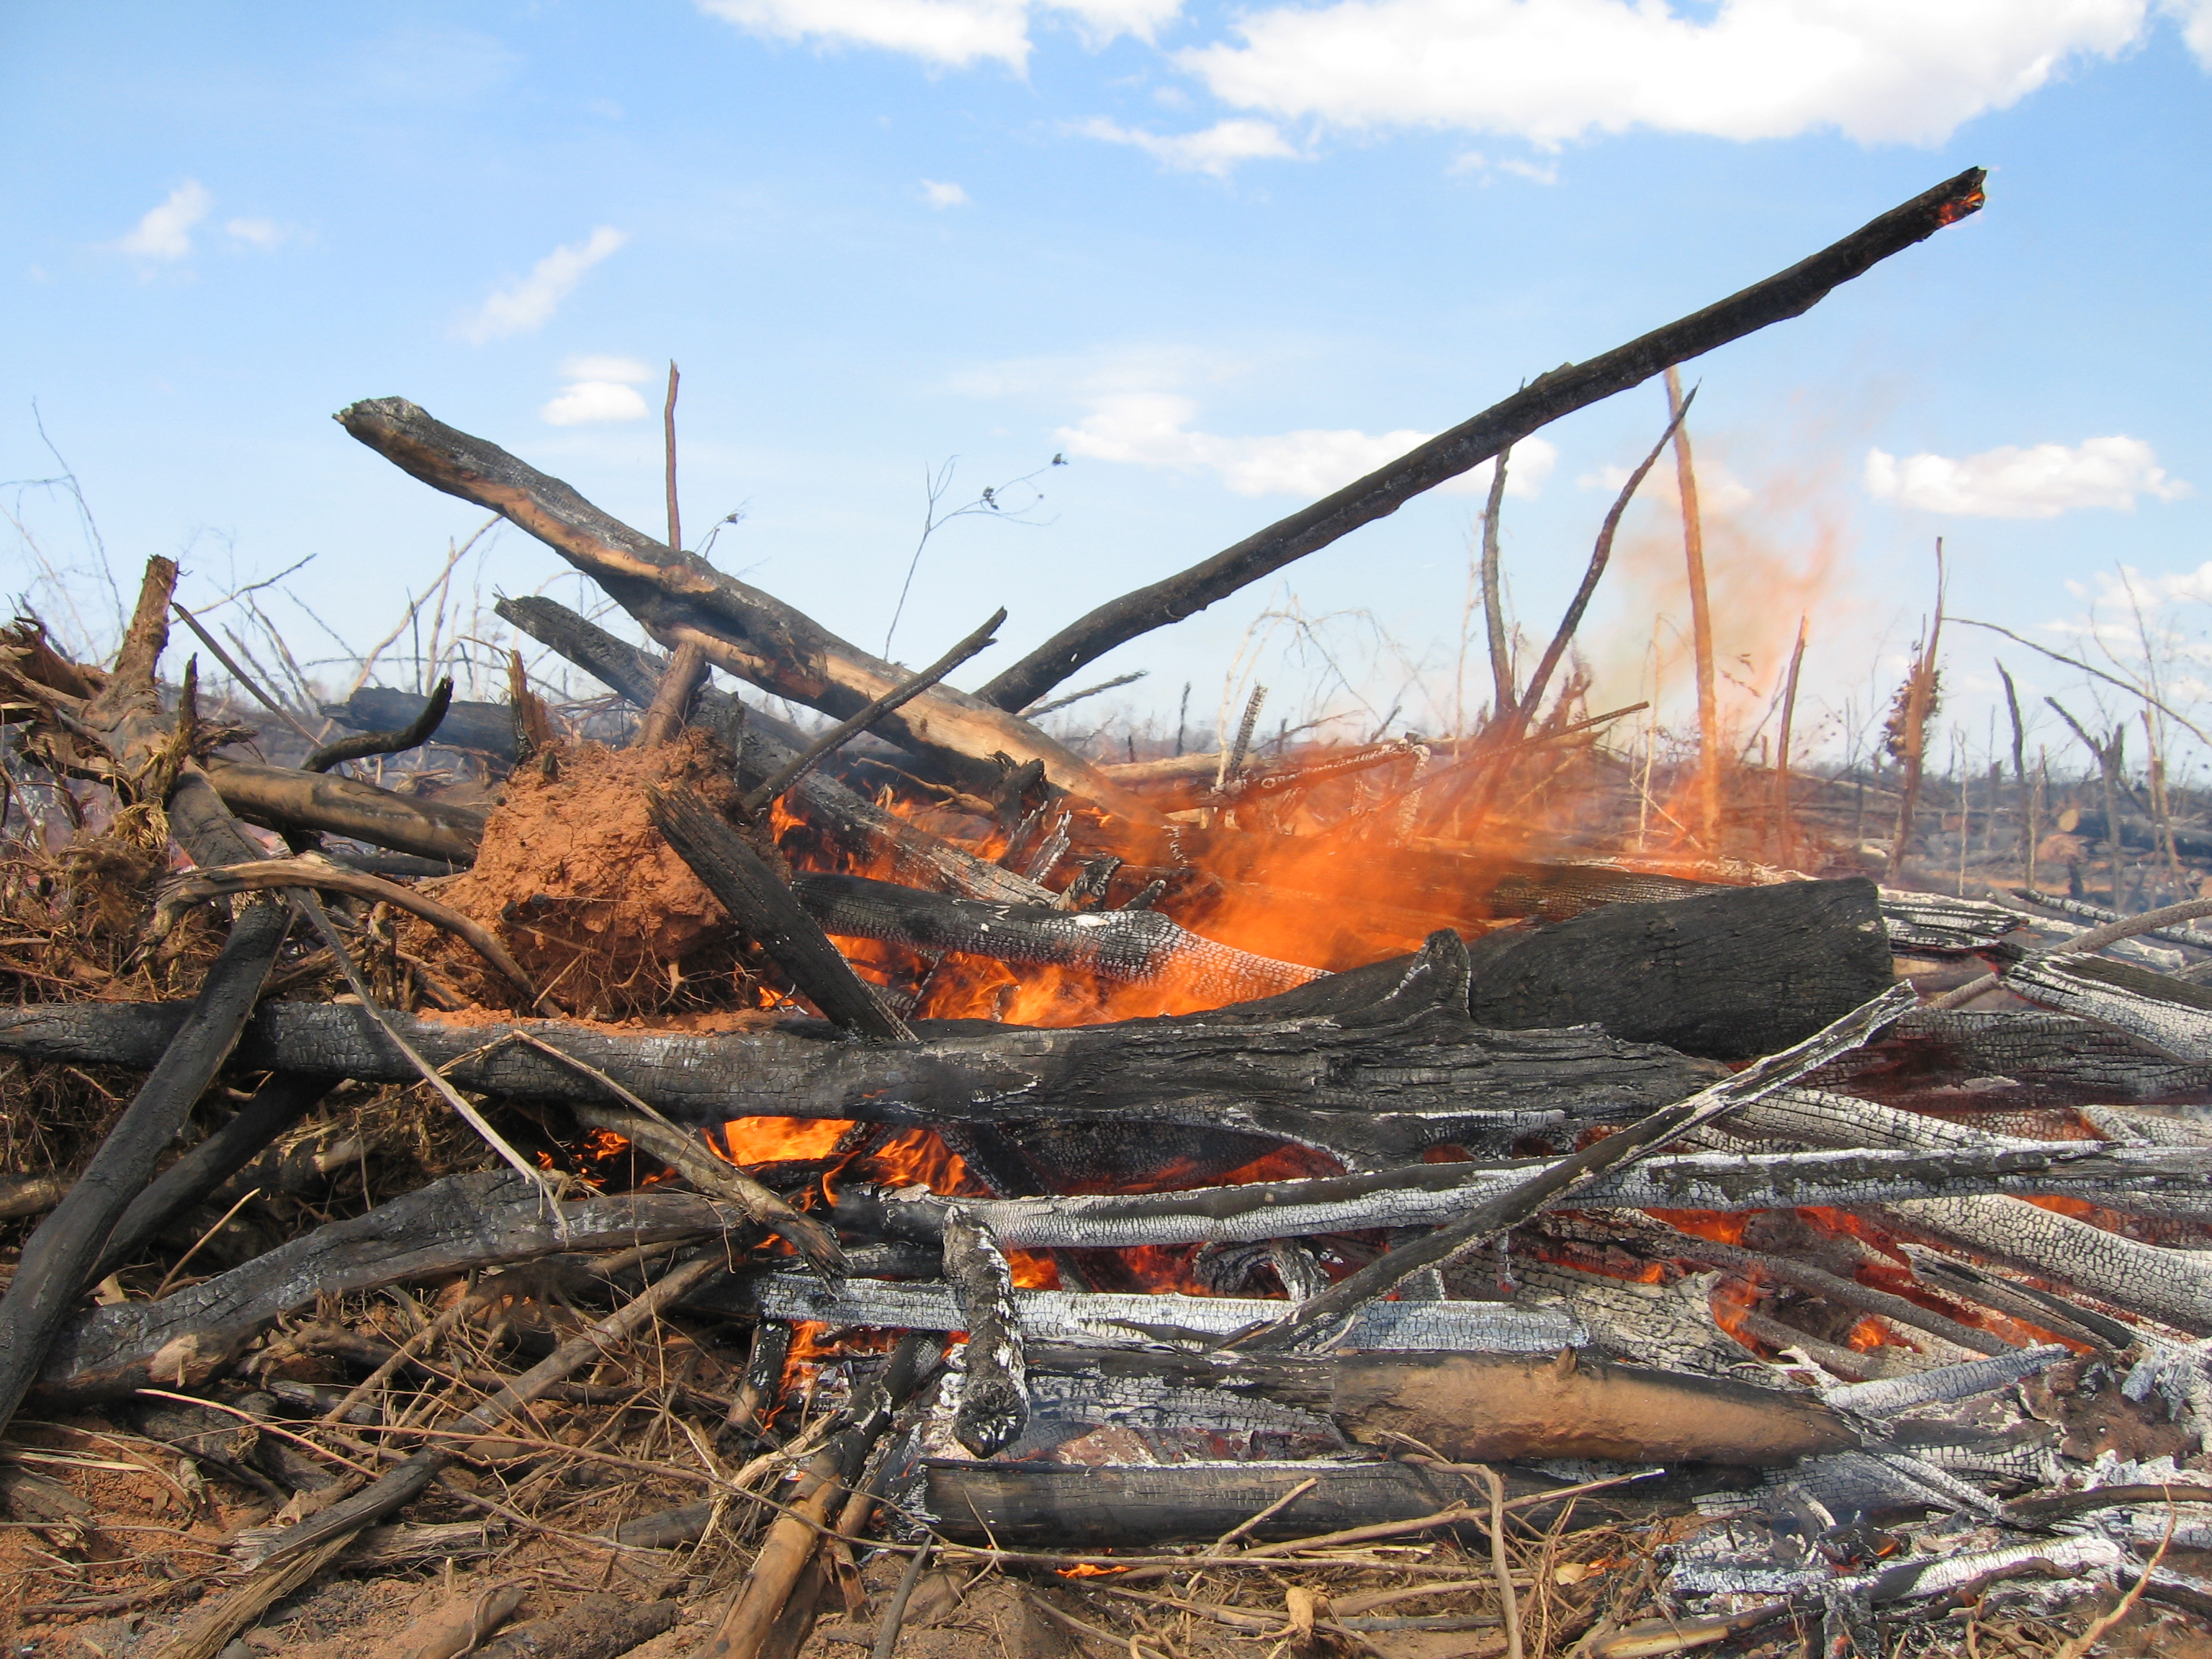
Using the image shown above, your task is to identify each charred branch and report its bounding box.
[975,168,1985,711]
[335,397,1162,819]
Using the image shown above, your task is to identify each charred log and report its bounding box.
[37,1172,744,1401]
[942,1205,1027,1457]
[0,938,1712,1169]
[1214,878,1894,1062]
[336,397,1160,818]
[1817,1006,2212,1108]
[832,1138,2212,1251]
[697,1271,1586,1354]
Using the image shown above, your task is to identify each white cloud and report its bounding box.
[2168,0,2212,65]
[1864,436,2193,518]
[921,179,974,208]
[457,227,629,344]
[542,381,652,425]
[698,0,1034,67]
[1079,117,1298,175]
[223,217,287,248]
[117,181,212,261]
[695,0,1179,68]
[559,354,657,383]
[1178,0,2152,146]
[1056,392,1557,498]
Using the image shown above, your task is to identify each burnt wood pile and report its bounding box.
[12,168,2212,1657]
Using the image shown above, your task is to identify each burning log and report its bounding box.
[1730,1088,2212,1334]
[0,935,1711,1167]
[701,1270,1586,1352]
[942,1205,1028,1456]
[725,1320,793,1441]
[336,397,1163,820]
[35,1172,744,1400]
[792,871,1323,1004]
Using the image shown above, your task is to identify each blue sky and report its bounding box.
[6,2,2211,777]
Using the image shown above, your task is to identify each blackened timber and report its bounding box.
[89,1074,333,1283]
[1815,1006,2212,1108]
[0,935,1713,1168]
[1210,878,1894,1062]
[976,168,1987,712]
[37,1172,746,1401]
[305,678,454,772]
[336,397,1163,819]
[942,1206,1027,1457]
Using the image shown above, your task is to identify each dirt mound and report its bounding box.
[410,733,747,1020]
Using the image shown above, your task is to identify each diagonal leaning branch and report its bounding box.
[974,168,1987,712]
[333,398,1164,822]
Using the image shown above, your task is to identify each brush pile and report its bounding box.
[13,168,2212,1659]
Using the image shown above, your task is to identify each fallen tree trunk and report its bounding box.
[336,398,1163,819]
[202,756,487,865]
[1223,877,1894,1062]
[974,169,1986,712]
[36,1171,744,1400]
[0,936,1712,1169]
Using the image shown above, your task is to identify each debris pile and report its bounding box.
[12,165,2212,1659]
